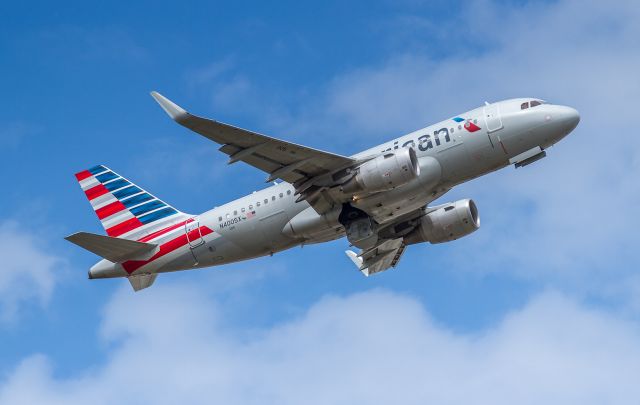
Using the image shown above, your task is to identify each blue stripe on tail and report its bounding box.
[130,200,166,216]
[138,207,178,224]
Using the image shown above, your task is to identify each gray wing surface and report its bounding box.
[150,92,355,195]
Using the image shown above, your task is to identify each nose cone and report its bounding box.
[553,105,580,134]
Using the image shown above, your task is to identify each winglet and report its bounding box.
[150,91,188,121]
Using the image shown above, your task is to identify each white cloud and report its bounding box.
[0,221,61,322]
[1,285,639,404]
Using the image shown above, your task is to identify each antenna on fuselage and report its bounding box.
[484,101,491,106]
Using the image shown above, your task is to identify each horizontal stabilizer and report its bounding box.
[65,232,158,263]
[128,273,157,292]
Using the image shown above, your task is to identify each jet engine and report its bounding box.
[404,199,480,244]
[341,147,420,194]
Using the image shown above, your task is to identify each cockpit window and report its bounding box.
[530,100,542,107]
[521,102,529,110]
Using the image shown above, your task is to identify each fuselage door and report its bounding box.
[185,218,205,248]
[483,103,504,133]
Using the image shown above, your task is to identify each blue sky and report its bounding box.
[1,0,639,403]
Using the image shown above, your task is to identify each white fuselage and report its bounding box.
[90,98,579,279]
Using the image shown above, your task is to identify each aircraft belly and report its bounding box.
[258,210,294,251]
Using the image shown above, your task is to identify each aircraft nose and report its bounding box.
[553,105,580,133]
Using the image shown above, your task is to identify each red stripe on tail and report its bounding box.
[75,170,92,181]
[106,217,144,237]
[85,184,109,200]
[95,201,127,220]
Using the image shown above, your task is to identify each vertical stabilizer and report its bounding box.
[74,165,190,240]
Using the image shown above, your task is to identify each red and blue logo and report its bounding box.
[453,117,481,132]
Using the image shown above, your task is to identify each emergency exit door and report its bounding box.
[483,103,504,133]
[185,218,205,248]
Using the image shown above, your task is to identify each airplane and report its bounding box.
[66,93,579,291]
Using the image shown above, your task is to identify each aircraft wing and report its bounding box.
[151,92,356,212]
[345,238,407,276]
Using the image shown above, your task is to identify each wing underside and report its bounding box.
[346,238,407,276]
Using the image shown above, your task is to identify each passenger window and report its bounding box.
[249,204,253,210]
[272,196,276,201]
[264,199,268,204]
[521,102,529,110]
[287,190,291,195]
[279,193,283,198]
[226,213,230,219]
[218,216,222,222]
[234,210,237,215]
[241,207,245,213]
[530,100,541,107]
[256,202,261,207]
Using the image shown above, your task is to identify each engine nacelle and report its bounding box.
[341,147,420,194]
[404,199,480,244]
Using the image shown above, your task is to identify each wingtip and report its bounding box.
[150,91,188,121]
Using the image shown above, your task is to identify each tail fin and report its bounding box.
[74,165,190,240]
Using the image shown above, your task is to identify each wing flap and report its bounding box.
[346,238,407,276]
[65,232,158,263]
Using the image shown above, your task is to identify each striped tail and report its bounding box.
[74,165,190,240]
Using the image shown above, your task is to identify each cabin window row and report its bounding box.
[218,189,292,221]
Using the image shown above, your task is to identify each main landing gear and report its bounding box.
[338,203,378,250]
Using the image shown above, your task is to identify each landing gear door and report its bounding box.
[483,104,504,133]
[185,218,205,248]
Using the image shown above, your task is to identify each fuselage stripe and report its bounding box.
[137,218,194,243]
[122,226,213,274]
